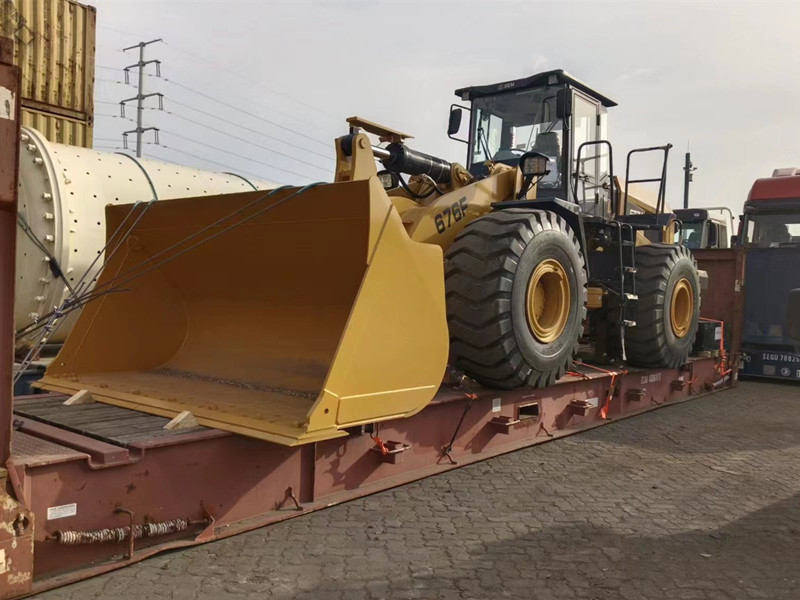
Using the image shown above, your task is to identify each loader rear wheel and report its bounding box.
[445,209,587,389]
[625,243,701,368]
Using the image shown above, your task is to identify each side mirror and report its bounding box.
[447,104,470,143]
[556,89,571,119]
[707,222,719,248]
[447,107,462,136]
[730,235,739,247]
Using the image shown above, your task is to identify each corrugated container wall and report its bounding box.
[0,0,95,147]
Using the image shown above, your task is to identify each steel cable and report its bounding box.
[16,183,323,347]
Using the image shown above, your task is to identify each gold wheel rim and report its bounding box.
[670,278,694,338]
[526,259,571,343]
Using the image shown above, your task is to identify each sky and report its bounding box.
[89,0,800,216]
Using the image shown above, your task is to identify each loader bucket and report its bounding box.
[39,178,449,445]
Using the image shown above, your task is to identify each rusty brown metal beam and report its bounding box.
[0,36,21,467]
[0,34,30,600]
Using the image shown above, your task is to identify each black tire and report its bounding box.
[445,209,588,389]
[625,243,701,368]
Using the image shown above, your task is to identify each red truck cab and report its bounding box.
[738,169,800,379]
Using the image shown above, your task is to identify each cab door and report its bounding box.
[571,91,608,216]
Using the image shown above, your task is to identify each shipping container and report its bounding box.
[21,104,91,145]
[0,0,95,147]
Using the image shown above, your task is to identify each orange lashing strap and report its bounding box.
[370,433,389,456]
[698,318,731,377]
[573,361,626,419]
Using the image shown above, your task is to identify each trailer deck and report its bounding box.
[35,380,800,600]
[3,355,732,596]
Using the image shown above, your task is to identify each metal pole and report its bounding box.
[0,36,21,466]
[122,38,162,158]
[136,42,144,157]
[683,152,693,209]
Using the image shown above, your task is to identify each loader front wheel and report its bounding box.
[445,209,587,389]
[625,243,701,368]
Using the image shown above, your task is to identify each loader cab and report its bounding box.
[452,69,617,217]
[674,208,733,249]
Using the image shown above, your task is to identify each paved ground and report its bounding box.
[39,380,800,600]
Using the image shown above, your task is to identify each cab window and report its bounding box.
[471,88,563,190]
[745,212,800,247]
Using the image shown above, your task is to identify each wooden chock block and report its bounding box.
[63,389,95,406]
[164,410,198,431]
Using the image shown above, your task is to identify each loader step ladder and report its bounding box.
[574,140,638,355]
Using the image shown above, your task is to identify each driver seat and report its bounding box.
[532,132,560,158]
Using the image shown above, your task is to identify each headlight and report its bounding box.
[377,170,399,190]
[519,151,550,178]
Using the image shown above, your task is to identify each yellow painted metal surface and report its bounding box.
[1,0,96,147]
[587,286,605,309]
[670,277,694,338]
[391,167,518,250]
[40,180,450,445]
[526,259,570,344]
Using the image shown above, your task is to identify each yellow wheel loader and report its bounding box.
[38,69,700,446]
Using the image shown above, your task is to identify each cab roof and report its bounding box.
[674,208,710,221]
[749,175,800,201]
[746,175,800,212]
[454,69,618,108]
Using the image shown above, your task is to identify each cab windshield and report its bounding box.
[680,221,705,248]
[471,88,563,190]
[745,212,800,247]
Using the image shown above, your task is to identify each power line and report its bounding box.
[97,66,335,149]
[164,42,339,122]
[147,144,288,184]
[96,43,126,56]
[98,100,333,175]
[98,88,334,164]
[97,26,339,124]
[140,104,332,171]
[158,129,317,181]
[96,77,132,86]
[95,112,136,122]
[147,75,333,149]
[97,102,331,178]
[93,142,284,184]
[164,98,334,162]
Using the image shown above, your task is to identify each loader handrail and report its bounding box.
[573,140,615,216]
[623,144,672,216]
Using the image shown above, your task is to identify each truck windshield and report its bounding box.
[471,88,563,190]
[745,212,800,247]
[680,221,704,248]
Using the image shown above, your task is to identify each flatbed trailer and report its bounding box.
[0,46,744,598]
[3,354,733,597]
